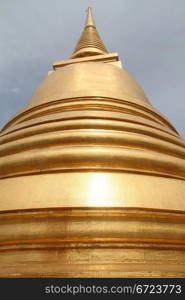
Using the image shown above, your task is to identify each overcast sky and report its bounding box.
[0,0,185,137]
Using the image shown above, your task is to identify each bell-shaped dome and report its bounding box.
[0,7,185,278]
[29,62,149,107]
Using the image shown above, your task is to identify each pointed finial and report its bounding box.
[70,7,108,59]
[85,7,95,27]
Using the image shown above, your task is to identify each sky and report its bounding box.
[0,0,185,137]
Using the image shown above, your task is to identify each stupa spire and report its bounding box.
[85,7,95,27]
[71,7,108,58]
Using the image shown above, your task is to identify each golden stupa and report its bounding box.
[0,8,185,277]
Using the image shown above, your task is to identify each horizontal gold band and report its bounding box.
[0,146,185,179]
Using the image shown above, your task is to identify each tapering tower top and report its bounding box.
[71,7,108,58]
[85,7,95,27]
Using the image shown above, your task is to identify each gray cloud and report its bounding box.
[0,0,185,137]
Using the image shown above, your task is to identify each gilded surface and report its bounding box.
[0,8,185,277]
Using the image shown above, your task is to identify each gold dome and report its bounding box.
[0,8,185,277]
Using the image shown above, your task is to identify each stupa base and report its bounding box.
[0,207,185,278]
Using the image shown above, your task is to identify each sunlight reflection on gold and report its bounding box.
[87,173,115,206]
